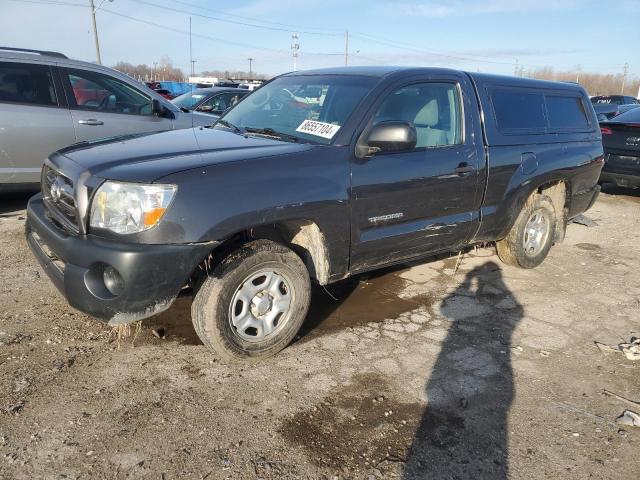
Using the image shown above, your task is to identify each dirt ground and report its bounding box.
[1,187,639,480]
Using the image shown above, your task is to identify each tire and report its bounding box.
[496,194,556,269]
[192,239,311,361]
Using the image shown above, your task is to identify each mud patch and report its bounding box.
[301,271,428,338]
[280,373,426,475]
[140,297,201,345]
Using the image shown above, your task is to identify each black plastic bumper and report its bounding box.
[600,171,640,189]
[600,153,640,188]
[26,194,213,324]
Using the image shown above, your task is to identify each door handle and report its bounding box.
[78,119,104,126]
[454,163,475,176]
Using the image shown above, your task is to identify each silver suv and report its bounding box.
[0,47,216,190]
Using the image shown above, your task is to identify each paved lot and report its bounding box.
[1,188,639,479]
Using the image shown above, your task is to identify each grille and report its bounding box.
[42,165,80,234]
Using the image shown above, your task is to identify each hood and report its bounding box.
[56,127,313,182]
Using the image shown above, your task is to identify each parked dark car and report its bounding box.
[599,107,640,188]
[171,87,249,115]
[26,66,602,360]
[591,95,640,106]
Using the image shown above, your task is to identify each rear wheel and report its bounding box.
[192,240,311,361]
[496,194,556,269]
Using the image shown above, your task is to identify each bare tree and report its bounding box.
[112,59,185,82]
[525,67,639,97]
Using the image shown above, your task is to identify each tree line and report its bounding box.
[516,66,639,97]
[112,57,268,82]
[111,58,638,97]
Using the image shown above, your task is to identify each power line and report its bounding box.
[350,31,628,71]
[169,0,343,33]
[7,0,87,7]
[126,0,341,37]
[100,8,290,53]
[100,8,344,59]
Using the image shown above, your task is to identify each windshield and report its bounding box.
[215,75,377,144]
[172,91,207,109]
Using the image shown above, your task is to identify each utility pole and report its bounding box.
[189,16,193,78]
[247,57,254,78]
[153,61,158,80]
[621,62,629,94]
[191,60,197,78]
[576,65,581,84]
[88,0,102,64]
[344,30,349,66]
[291,33,299,72]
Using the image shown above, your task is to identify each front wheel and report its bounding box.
[192,240,311,361]
[496,194,557,269]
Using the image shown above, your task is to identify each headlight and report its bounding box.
[89,181,176,234]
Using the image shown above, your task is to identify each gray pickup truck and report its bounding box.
[26,66,603,360]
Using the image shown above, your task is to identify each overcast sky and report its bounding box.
[2,0,639,78]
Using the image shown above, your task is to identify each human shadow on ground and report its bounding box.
[403,261,524,479]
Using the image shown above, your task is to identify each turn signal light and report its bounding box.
[600,127,613,135]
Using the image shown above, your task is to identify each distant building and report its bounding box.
[188,76,219,86]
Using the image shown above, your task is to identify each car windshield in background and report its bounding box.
[172,91,206,109]
[215,75,377,144]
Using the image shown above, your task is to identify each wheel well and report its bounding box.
[194,220,331,286]
[536,180,569,243]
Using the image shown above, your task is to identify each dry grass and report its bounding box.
[109,321,142,348]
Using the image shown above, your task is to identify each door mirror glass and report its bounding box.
[361,121,417,157]
[197,104,214,112]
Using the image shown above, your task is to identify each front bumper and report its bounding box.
[26,194,212,324]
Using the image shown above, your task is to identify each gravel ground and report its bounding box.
[1,187,639,479]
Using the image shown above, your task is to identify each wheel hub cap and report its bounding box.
[229,270,292,342]
[252,294,272,317]
[523,211,549,256]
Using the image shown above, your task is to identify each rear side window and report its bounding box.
[490,89,546,132]
[0,62,57,106]
[491,87,592,134]
[546,96,589,129]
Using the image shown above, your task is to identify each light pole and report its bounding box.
[88,0,113,65]
[153,62,158,81]
[247,57,254,79]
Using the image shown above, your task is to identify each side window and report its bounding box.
[491,89,546,132]
[545,95,590,130]
[202,93,229,112]
[0,62,57,106]
[373,82,462,149]
[65,69,153,115]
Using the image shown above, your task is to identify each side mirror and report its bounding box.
[198,105,214,112]
[358,121,417,158]
[151,99,164,116]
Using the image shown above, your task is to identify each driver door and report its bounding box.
[60,67,173,142]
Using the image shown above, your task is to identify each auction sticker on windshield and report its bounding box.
[295,120,340,139]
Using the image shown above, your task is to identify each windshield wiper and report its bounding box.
[213,119,244,135]
[244,127,299,143]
